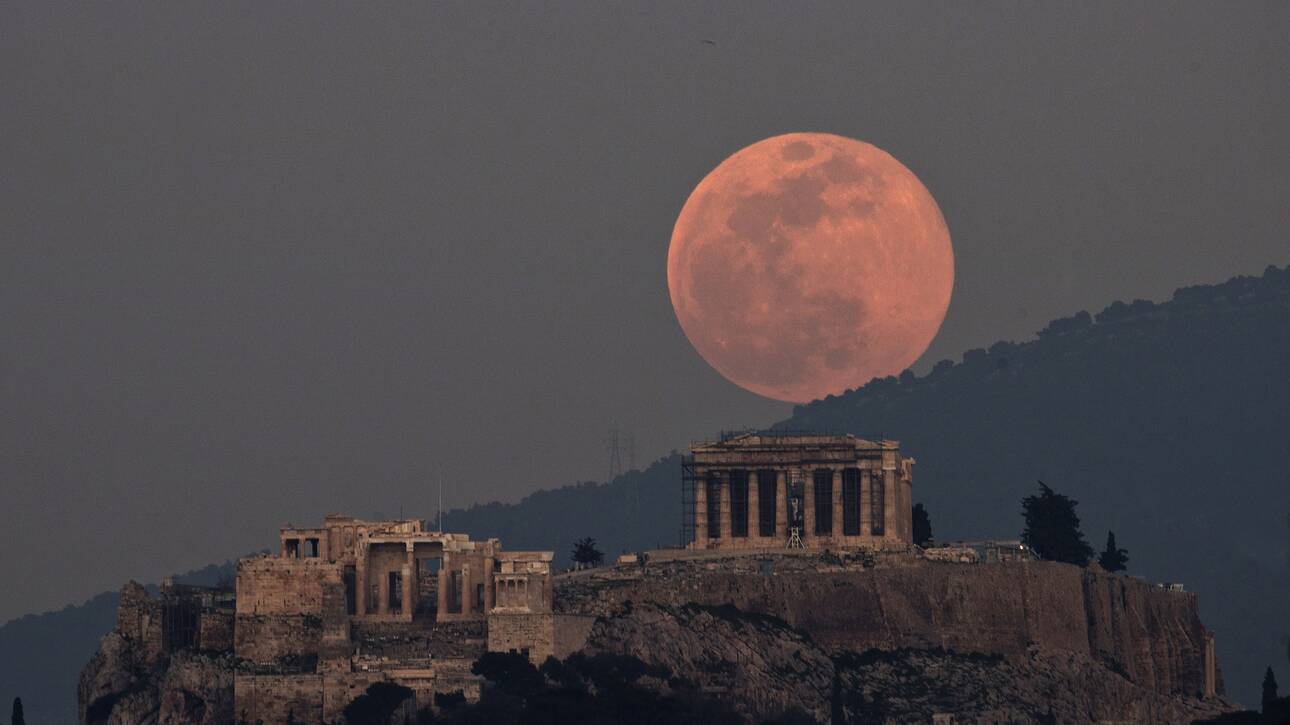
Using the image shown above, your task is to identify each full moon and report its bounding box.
[668,133,954,403]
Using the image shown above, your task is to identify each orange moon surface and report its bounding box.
[668,133,954,403]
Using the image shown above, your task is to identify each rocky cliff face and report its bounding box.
[79,556,1237,723]
[559,556,1221,702]
[582,601,1236,724]
[78,630,233,725]
[78,582,234,725]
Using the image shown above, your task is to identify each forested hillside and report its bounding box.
[776,263,1290,707]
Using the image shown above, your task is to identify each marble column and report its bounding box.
[461,559,473,615]
[402,543,415,620]
[861,469,873,537]
[803,472,815,545]
[775,470,787,541]
[831,468,843,542]
[884,469,897,541]
[718,473,732,546]
[436,553,450,620]
[747,471,759,541]
[354,542,367,616]
[693,472,708,546]
[483,556,495,613]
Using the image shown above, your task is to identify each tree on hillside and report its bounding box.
[571,537,604,568]
[1021,481,1093,566]
[11,698,25,725]
[1264,667,1278,712]
[1097,531,1129,572]
[912,503,933,547]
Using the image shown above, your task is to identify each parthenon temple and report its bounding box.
[682,432,914,550]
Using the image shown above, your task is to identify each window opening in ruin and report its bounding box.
[343,566,357,615]
[388,571,403,613]
[450,571,463,613]
[368,584,379,614]
[476,583,485,611]
[757,469,777,537]
[842,468,861,536]
[304,538,320,558]
[706,473,722,539]
[871,472,885,536]
[729,469,749,537]
[284,538,300,558]
[813,469,833,535]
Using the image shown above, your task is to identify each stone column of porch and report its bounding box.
[483,556,495,613]
[354,542,367,616]
[831,467,843,543]
[402,543,415,621]
[461,559,473,616]
[437,553,450,621]
[803,471,815,546]
[693,472,708,548]
[718,472,732,548]
[774,469,787,542]
[861,469,873,538]
[884,468,897,543]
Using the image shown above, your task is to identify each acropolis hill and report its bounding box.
[78,434,1239,724]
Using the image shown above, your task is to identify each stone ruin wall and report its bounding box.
[235,557,350,663]
[115,580,164,661]
[198,611,234,652]
[234,674,326,724]
[488,612,598,665]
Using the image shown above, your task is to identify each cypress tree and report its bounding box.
[912,503,933,547]
[1097,530,1129,572]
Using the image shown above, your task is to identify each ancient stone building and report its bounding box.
[233,515,560,723]
[114,578,235,662]
[682,432,914,550]
[274,514,553,624]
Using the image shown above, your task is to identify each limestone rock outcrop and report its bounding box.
[560,557,1223,702]
[79,582,235,725]
[78,629,233,725]
[79,556,1240,723]
[583,600,1237,723]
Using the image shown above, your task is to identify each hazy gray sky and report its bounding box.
[2,2,1286,623]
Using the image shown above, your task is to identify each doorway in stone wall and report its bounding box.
[388,571,403,614]
[416,557,440,622]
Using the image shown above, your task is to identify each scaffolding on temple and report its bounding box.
[680,455,699,547]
